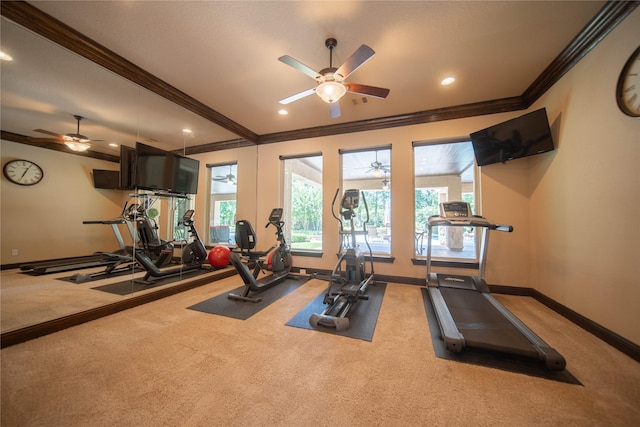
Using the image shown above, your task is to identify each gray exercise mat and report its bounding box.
[420,288,581,385]
[285,282,387,341]
[188,277,308,320]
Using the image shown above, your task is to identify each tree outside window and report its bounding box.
[282,155,323,251]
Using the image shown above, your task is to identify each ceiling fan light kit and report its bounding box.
[278,37,390,118]
[64,141,91,152]
[316,80,346,103]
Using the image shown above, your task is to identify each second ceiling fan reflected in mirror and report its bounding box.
[28,114,103,152]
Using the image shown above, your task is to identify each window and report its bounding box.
[282,154,323,252]
[172,197,193,242]
[208,163,237,245]
[414,140,477,260]
[341,148,391,255]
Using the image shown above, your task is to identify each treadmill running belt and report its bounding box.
[439,287,539,358]
[20,255,117,275]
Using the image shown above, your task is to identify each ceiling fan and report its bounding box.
[28,115,101,152]
[278,38,390,118]
[367,151,390,177]
[213,166,236,185]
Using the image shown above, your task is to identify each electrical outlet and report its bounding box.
[299,269,306,275]
[11,249,18,256]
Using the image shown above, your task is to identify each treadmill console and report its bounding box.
[440,201,472,218]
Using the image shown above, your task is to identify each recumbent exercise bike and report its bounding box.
[228,208,295,303]
[132,208,208,284]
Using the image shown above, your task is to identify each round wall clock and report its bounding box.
[616,46,640,117]
[3,159,44,186]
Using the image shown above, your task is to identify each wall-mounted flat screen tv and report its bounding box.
[92,169,120,189]
[470,108,555,166]
[173,155,199,195]
[135,141,171,192]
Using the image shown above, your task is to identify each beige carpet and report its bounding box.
[1,276,639,426]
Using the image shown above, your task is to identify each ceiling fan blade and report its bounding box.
[278,55,321,80]
[329,101,341,119]
[279,87,316,105]
[335,44,375,80]
[27,136,63,143]
[344,83,390,99]
[33,129,64,138]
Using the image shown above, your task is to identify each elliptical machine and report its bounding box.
[309,188,376,332]
[228,208,294,303]
[132,209,208,284]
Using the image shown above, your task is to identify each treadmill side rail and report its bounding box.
[482,293,566,371]
[428,287,465,352]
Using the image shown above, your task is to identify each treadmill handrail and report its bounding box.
[427,216,513,231]
[425,217,512,280]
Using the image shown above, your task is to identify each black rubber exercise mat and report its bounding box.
[57,266,143,284]
[285,282,387,342]
[421,288,582,385]
[91,268,213,295]
[188,277,309,320]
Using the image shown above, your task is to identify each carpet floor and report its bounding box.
[1,276,639,426]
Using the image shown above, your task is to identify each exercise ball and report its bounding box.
[208,245,231,268]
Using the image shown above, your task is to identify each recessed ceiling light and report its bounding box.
[182,128,192,133]
[441,76,456,86]
[278,109,288,115]
[0,51,13,61]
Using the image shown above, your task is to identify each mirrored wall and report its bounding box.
[0,17,254,340]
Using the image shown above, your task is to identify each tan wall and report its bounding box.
[526,9,640,345]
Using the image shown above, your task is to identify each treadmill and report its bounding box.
[19,203,137,276]
[425,201,566,371]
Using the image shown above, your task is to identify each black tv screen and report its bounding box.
[470,108,555,166]
[134,141,200,194]
[119,145,136,190]
[173,155,199,194]
[93,169,120,189]
[135,141,173,192]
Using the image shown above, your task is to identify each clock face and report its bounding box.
[616,46,640,117]
[3,159,44,186]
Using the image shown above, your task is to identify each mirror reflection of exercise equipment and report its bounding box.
[130,195,208,284]
[425,201,566,371]
[19,202,139,279]
[309,189,379,332]
[227,208,295,303]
